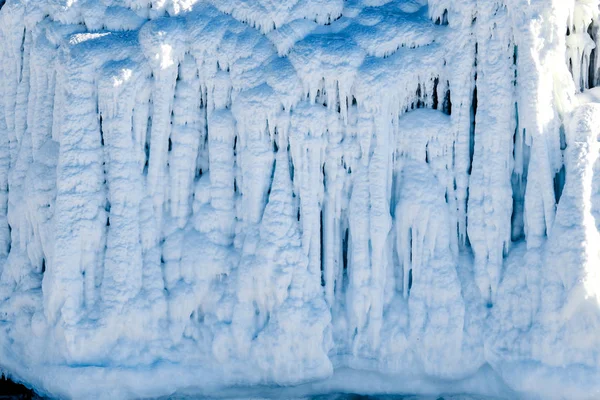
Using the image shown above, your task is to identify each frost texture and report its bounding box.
[0,0,600,399]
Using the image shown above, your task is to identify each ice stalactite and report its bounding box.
[467,2,516,302]
[98,60,144,307]
[169,54,203,228]
[511,0,572,249]
[0,4,25,271]
[346,162,371,354]
[206,79,236,247]
[207,0,344,35]
[365,114,393,350]
[234,94,275,239]
[2,19,33,298]
[168,72,236,341]
[531,104,600,368]
[396,159,466,379]
[24,21,61,270]
[485,102,600,400]
[43,33,110,325]
[236,152,297,324]
[0,52,9,265]
[389,107,475,378]
[485,2,600,396]
[321,118,342,308]
[566,0,600,91]
[139,17,186,235]
[396,110,455,297]
[210,147,334,381]
[448,50,475,248]
[289,103,328,292]
[425,0,477,250]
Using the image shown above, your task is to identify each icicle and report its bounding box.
[566,30,596,91]
[289,103,328,289]
[207,108,237,245]
[169,54,202,227]
[366,113,393,349]
[467,3,515,301]
[43,35,108,324]
[322,118,346,307]
[139,17,186,233]
[531,103,600,369]
[347,163,371,352]
[97,60,144,307]
[0,45,9,259]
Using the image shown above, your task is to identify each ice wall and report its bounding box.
[0,0,600,399]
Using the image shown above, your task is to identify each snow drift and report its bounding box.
[0,0,600,399]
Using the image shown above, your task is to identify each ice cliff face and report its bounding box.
[0,0,600,399]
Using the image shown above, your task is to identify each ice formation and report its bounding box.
[1,0,600,399]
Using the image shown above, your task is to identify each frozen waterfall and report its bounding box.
[1,0,600,399]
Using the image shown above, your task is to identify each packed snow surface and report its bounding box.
[1,0,600,399]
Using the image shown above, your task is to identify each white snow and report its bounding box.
[1,0,600,399]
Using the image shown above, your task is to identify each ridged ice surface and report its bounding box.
[0,0,600,399]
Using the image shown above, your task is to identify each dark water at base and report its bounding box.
[0,375,40,399]
[0,375,490,400]
[167,394,490,399]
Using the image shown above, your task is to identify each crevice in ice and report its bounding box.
[553,165,566,204]
[511,102,527,242]
[320,210,325,288]
[588,22,597,88]
[468,84,477,176]
[443,83,451,115]
[415,84,425,109]
[560,124,567,151]
[434,9,448,26]
[99,115,105,146]
[406,226,413,297]
[432,78,439,110]
[18,28,25,84]
[323,14,342,26]
[342,227,348,274]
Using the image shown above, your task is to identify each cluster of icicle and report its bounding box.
[0,0,600,399]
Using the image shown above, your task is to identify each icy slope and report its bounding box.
[1,0,600,399]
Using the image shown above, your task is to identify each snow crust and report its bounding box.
[1,0,600,399]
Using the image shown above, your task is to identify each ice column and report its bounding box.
[467,3,515,301]
[98,60,144,306]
